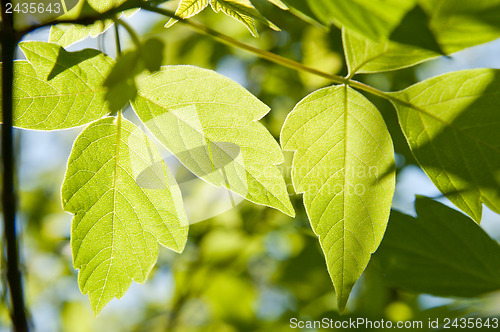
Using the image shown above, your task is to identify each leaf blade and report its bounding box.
[165,0,210,28]
[343,0,500,74]
[211,0,280,36]
[61,115,188,314]
[391,69,500,221]
[132,65,294,217]
[0,42,114,130]
[280,85,395,312]
[343,27,439,75]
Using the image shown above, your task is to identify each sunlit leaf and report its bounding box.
[280,85,396,312]
[132,65,295,217]
[308,0,415,41]
[103,51,141,112]
[61,115,188,314]
[343,28,439,75]
[211,0,279,37]
[165,0,210,28]
[376,197,500,297]
[103,38,165,112]
[49,0,136,48]
[165,0,279,36]
[391,69,500,222]
[0,42,113,130]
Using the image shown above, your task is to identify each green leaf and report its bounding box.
[49,21,113,48]
[12,0,79,30]
[165,0,210,28]
[266,0,288,10]
[210,0,280,37]
[343,28,439,75]
[0,42,113,130]
[103,51,141,112]
[343,0,500,74]
[280,85,396,312]
[132,65,294,217]
[421,0,500,54]
[390,69,500,222]
[61,115,188,314]
[49,1,135,47]
[376,197,500,297]
[103,38,165,112]
[308,0,415,41]
[165,0,280,35]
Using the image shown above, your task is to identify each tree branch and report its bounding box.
[1,1,30,331]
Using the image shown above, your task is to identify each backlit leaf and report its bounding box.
[61,115,188,314]
[376,197,500,297]
[343,0,500,74]
[0,42,113,130]
[343,28,439,75]
[49,1,136,48]
[210,0,279,37]
[391,69,500,221]
[132,65,295,217]
[280,85,396,312]
[421,0,500,54]
[165,0,210,28]
[308,0,415,41]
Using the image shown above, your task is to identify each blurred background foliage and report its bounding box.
[2,0,500,330]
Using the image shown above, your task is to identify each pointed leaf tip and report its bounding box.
[281,85,395,312]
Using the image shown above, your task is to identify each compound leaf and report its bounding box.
[280,85,396,312]
[132,65,294,217]
[376,197,500,297]
[0,42,113,130]
[391,69,500,222]
[61,115,188,314]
